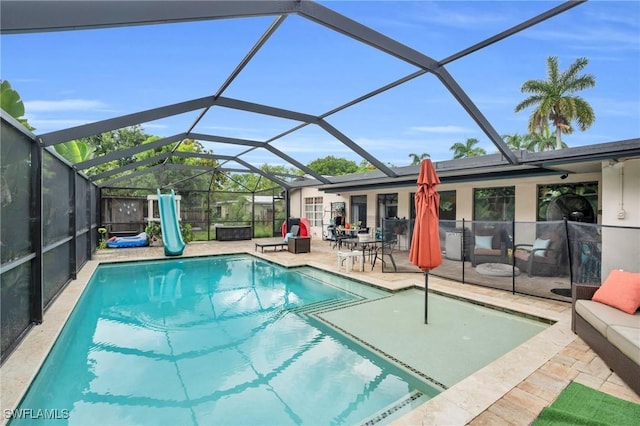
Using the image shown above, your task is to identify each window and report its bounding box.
[537,182,598,222]
[350,195,367,227]
[376,193,398,227]
[410,190,456,220]
[439,190,456,220]
[304,197,323,226]
[474,187,515,221]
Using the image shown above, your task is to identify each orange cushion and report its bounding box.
[592,270,640,314]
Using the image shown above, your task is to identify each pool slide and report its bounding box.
[157,189,186,256]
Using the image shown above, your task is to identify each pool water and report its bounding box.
[12,256,439,425]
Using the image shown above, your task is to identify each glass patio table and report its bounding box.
[343,238,382,269]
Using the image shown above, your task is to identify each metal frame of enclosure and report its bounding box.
[0,0,589,192]
[3,0,640,365]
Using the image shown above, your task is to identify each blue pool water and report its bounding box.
[12,256,439,425]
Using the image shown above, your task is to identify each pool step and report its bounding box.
[359,390,427,426]
[286,298,358,317]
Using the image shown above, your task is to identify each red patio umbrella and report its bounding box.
[409,159,442,324]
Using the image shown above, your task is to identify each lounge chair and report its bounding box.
[254,225,299,253]
[254,241,288,252]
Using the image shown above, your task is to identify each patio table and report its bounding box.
[346,238,382,269]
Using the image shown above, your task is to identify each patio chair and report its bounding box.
[329,226,349,249]
[285,224,300,240]
[471,225,509,266]
[514,226,568,277]
[371,233,397,272]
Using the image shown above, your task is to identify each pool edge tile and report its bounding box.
[0,262,97,426]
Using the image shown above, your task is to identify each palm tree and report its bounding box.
[450,138,486,159]
[515,56,596,150]
[526,128,567,152]
[408,152,430,165]
[502,133,536,152]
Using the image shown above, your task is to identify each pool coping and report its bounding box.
[0,252,572,426]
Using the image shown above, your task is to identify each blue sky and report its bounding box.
[2,1,639,169]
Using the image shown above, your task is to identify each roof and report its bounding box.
[310,138,640,193]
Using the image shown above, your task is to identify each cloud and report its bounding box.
[28,118,91,128]
[24,99,109,112]
[524,27,640,51]
[408,2,507,29]
[408,125,469,134]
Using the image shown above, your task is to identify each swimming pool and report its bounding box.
[11,256,440,425]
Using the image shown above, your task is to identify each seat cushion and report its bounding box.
[575,300,640,336]
[474,248,501,256]
[608,325,640,365]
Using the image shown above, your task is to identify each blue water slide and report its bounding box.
[157,189,186,256]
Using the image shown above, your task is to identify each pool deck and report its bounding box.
[1,238,638,425]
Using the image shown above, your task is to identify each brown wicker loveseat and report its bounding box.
[572,274,640,395]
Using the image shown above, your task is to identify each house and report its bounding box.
[288,140,640,276]
[214,195,277,222]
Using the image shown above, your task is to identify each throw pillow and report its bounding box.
[474,235,493,250]
[283,232,294,243]
[532,238,550,257]
[592,269,640,314]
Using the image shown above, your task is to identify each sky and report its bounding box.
[2,1,639,170]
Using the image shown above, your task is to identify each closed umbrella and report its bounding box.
[409,159,442,324]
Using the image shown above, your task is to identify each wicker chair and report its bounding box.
[514,229,568,277]
[471,225,508,266]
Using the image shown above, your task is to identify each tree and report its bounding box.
[408,153,430,165]
[357,159,376,172]
[527,128,567,152]
[502,133,536,152]
[306,156,359,176]
[0,80,34,130]
[515,56,596,150]
[450,138,486,159]
[224,164,296,192]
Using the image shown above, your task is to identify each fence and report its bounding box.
[380,218,639,302]
[100,189,286,241]
[1,116,99,364]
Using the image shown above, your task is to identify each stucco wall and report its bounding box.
[291,166,635,266]
[600,158,640,275]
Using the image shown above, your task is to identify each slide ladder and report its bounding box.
[157,189,186,256]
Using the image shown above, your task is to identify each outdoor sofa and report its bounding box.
[571,270,640,394]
